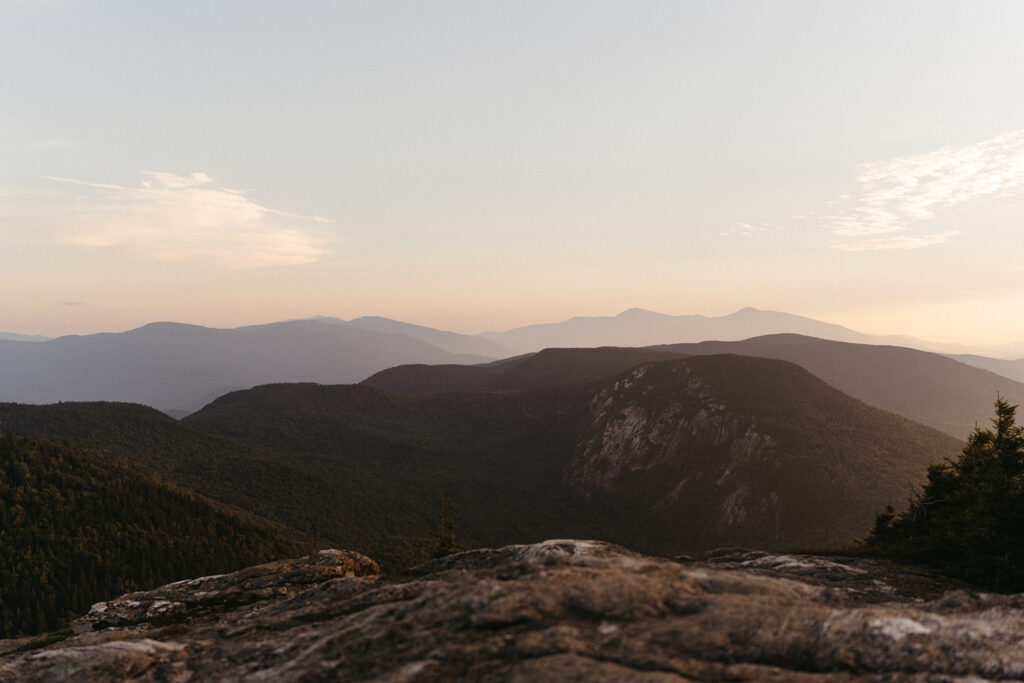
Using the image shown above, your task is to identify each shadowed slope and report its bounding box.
[656,334,1024,438]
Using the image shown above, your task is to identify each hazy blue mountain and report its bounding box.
[0,332,48,342]
[481,307,891,354]
[312,315,513,358]
[0,319,494,416]
[945,354,1024,384]
[655,334,1024,438]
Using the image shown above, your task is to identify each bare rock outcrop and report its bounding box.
[2,540,1022,681]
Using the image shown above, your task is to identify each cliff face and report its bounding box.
[561,357,951,553]
[565,363,782,550]
[3,541,1023,681]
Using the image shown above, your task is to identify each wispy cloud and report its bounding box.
[26,172,328,268]
[832,230,960,252]
[721,222,769,237]
[827,129,1024,250]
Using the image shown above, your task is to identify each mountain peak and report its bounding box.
[616,307,664,318]
[730,306,773,316]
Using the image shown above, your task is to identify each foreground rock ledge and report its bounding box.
[2,541,1023,681]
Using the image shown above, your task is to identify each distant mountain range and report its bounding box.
[945,354,1024,384]
[481,307,886,353]
[0,331,48,342]
[2,307,1023,417]
[0,319,496,416]
[482,307,1024,358]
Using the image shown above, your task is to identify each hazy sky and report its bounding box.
[3,1,1024,343]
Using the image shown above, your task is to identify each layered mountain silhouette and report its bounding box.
[370,335,1024,439]
[946,353,1024,384]
[479,307,875,353]
[0,352,959,569]
[477,307,981,355]
[3,308,1022,418]
[654,335,1024,438]
[0,319,496,416]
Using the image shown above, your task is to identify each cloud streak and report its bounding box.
[720,222,769,237]
[832,230,960,252]
[827,129,1024,250]
[30,172,327,268]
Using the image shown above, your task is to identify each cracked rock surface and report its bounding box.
[1,540,1021,681]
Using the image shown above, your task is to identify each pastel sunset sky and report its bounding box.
[3,1,1024,343]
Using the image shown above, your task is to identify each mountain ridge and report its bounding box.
[654,334,1024,438]
[0,352,955,562]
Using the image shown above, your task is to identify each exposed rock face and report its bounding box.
[567,364,777,498]
[3,540,1023,681]
[564,362,789,551]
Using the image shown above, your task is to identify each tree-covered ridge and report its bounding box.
[0,354,961,579]
[0,433,314,638]
[867,399,1024,591]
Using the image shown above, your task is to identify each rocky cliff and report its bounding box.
[561,357,955,553]
[2,540,1023,681]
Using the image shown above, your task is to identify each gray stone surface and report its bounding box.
[1,540,1021,681]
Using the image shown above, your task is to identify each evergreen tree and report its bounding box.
[868,398,1024,590]
[432,495,469,558]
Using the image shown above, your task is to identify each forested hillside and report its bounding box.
[0,434,314,637]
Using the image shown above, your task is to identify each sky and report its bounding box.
[2,0,1024,344]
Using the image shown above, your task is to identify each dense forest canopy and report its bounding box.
[0,433,313,638]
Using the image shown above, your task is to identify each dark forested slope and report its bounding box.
[190,354,958,554]
[0,433,314,638]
